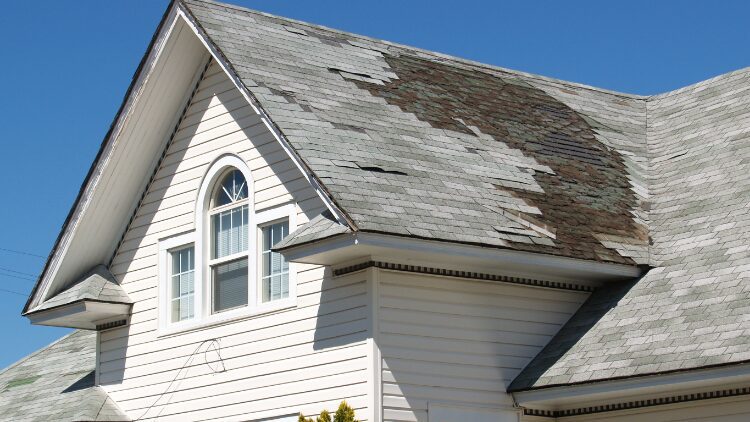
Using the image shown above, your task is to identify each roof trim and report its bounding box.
[512,360,750,410]
[23,1,181,314]
[25,299,132,330]
[176,0,355,230]
[278,230,643,282]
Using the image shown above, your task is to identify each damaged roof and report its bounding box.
[181,0,650,266]
[180,0,750,389]
[0,331,128,421]
[30,265,132,314]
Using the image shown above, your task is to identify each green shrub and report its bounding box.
[299,401,358,422]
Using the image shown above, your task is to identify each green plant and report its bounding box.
[298,401,358,422]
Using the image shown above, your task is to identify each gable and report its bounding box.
[24,10,210,312]
[109,59,324,300]
[24,4,342,315]
[183,0,650,267]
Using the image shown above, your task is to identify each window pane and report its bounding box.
[212,205,248,259]
[214,169,248,207]
[170,247,195,322]
[261,220,290,302]
[213,258,249,312]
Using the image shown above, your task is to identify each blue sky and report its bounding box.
[0,0,748,369]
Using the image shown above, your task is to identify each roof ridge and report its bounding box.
[184,0,648,100]
[0,330,78,375]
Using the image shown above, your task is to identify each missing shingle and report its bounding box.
[535,104,570,120]
[331,122,367,133]
[307,31,345,46]
[530,132,606,167]
[328,67,385,85]
[331,160,408,176]
[357,165,408,176]
[283,25,308,36]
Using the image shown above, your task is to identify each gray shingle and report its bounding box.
[180,0,750,389]
[0,331,129,421]
[32,265,132,313]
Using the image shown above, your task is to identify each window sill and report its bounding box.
[157,297,297,338]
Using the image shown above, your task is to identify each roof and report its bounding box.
[18,0,750,398]
[0,331,128,421]
[510,68,750,390]
[180,0,750,389]
[182,0,650,266]
[31,265,132,313]
[274,210,352,250]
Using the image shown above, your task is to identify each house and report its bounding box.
[3,0,750,420]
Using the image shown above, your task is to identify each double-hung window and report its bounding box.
[158,156,297,333]
[260,220,290,302]
[209,169,250,313]
[170,246,195,322]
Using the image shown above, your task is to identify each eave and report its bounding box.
[277,231,643,284]
[25,300,132,331]
[512,362,750,415]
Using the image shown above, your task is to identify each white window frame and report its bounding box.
[158,231,197,333]
[158,154,298,336]
[255,204,297,312]
[208,197,250,314]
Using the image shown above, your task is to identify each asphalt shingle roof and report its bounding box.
[180,0,750,389]
[0,331,128,421]
[510,68,750,390]
[182,0,650,266]
[33,265,132,313]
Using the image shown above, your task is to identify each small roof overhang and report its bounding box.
[24,265,132,330]
[25,300,132,330]
[276,226,643,284]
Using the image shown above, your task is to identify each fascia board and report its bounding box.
[279,231,642,282]
[24,2,183,314]
[513,362,750,410]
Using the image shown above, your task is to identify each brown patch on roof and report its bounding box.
[351,54,647,263]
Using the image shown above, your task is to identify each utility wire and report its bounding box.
[0,247,45,259]
[0,287,27,296]
[0,273,36,282]
[0,266,37,278]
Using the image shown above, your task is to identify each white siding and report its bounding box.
[101,61,370,421]
[376,270,589,422]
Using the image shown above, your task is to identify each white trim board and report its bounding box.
[280,231,643,284]
[512,362,750,411]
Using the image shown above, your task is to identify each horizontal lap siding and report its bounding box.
[377,271,588,422]
[103,62,369,421]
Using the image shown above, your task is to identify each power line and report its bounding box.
[0,266,37,278]
[0,247,45,259]
[0,287,27,296]
[0,273,36,282]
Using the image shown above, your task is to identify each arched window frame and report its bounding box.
[195,154,256,320]
[158,154,298,334]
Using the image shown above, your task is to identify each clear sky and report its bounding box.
[0,0,748,369]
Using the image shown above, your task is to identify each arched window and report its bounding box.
[209,168,250,312]
[158,154,298,332]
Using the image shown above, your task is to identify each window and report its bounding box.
[261,220,289,302]
[158,155,298,334]
[209,169,250,313]
[170,246,195,322]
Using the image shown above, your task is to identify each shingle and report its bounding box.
[31,265,132,312]
[183,0,651,266]
[0,331,129,421]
